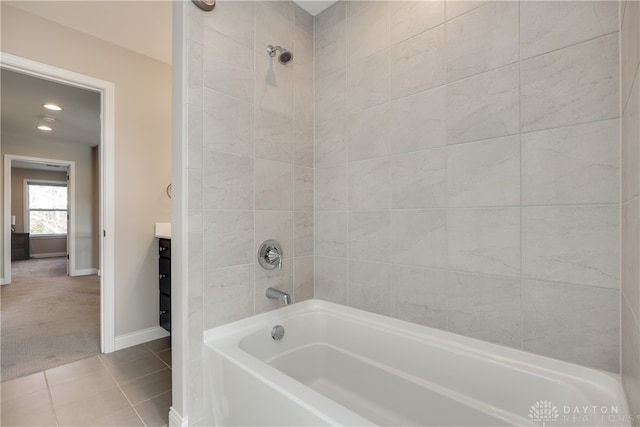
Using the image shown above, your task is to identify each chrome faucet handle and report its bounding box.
[258,239,283,270]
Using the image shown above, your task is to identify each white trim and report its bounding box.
[114,326,170,351]
[169,407,188,427]
[1,52,116,353]
[71,268,99,276]
[30,252,67,259]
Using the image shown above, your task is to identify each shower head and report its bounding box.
[266,45,294,65]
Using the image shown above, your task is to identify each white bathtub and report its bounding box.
[203,299,630,426]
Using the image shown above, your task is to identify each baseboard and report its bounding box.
[0,277,8,285]
[169,407,188,427]
[114,326,170,351]
[71,268,99,276]
[30,252,67,259]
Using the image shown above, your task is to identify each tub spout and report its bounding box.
[266,287,291,305]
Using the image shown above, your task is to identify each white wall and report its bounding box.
[1,4,172,338]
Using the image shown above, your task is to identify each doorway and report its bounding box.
[0,53,115,354]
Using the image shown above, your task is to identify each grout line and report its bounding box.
[96,355,147,427]
[42,371,60,427]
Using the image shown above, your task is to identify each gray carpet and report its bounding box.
[1,257,100,381]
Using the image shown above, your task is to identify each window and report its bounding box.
[26,181,67,236]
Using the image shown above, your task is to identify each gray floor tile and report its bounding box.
[105,354,167,384]
[145,337,171,354]
[1,372,47,401]
[135,390,172,427]
[120,368,172,405]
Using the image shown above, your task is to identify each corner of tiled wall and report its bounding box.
[313,0,621,373]
[184,1,314,423]
[621,0,640,423]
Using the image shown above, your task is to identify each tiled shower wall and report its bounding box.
[622,0,640,422]
[184,1,314,422]
[313,1,621,372]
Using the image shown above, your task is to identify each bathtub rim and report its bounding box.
[203,299,629,419]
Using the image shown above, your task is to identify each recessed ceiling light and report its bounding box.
[43,104,62,111]
[37,125,53,131]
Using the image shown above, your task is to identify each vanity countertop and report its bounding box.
[155,222,171,239]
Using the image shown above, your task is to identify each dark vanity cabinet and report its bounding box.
[11,233,30,261]
[159,238,171,333]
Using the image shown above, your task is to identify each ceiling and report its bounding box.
[1,69,102,147]
[294,1,337,16]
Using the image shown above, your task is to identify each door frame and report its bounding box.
[6,157,75,272]
[0,52,116,353]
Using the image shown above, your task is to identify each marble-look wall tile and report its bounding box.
[188,0,204,44]
[622,0,639,108]
[348,50,390,113]
[447,207,521,277]
[203,265,254,328]
[293,256,314,302]
[315,118,347,165]
[255,108,293,163]
[203,150,253,210]
[392,210,446,268]
[315,212,348,258]
[255,210,294,260]
[294,3,313,35]
[294,212,313,257]
[187,41,203,108]
[623,198,640,322]
[315,1,346,37]
[447,272,521,348]
[623,75,640,203]
[203,27,254,103]
[445,2,519,82]
[348,104,389,161]
[315,257,348,304]
[349,158,390,211]
[521,1,618,60]
[188,104,203,170]
[188,231,203,299]
[294,26,314,80]
[521,34,619,133]
[391,148,446,209]
[315,21,346,78]
[522,206,619,289]
[315,68,347,124]
[294,76,314,124]
[346,1,389,63]
[447,135,520,207]
[349,211,391,262]
[203,89,253,157]
[522,280,619,372]
[392,266,449,329]
[294,120,314,168]
[294,166,313,211]
[522,119,619,205]
[389,87,446,155]
[203,0,255,49]
[445,0,488,20]
[255,262,293,314]
[621,297,640,420]
[261,1,295,23]
[349,260,392,316]
[255,159,293,210]
[391,26,446,102]
[203,210,253,269]
[255,56,294,116]
[446,64,519,145]
[389,0,444,45]
[315,164,348,211]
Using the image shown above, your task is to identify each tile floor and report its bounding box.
[1,337,172,426]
